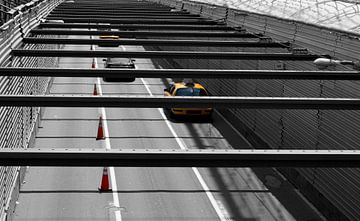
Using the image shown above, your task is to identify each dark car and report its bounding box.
[102,58,136,82]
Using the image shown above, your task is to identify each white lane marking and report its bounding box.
[92,42,122,221]
[122,43,229,220]
[140,78,229,221]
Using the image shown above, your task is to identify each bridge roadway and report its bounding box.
[12,34,317,220]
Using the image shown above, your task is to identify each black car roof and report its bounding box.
[107,58,132,63]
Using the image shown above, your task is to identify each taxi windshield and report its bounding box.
[175,88,207,96]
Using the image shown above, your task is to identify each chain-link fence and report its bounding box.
[0,0,63,220]
[152,0,360,220]
[176,0,360,35]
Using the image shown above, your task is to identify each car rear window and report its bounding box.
[107,58,131,63]
[175,88,207,96]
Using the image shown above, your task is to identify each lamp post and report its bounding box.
[314,58,360,71]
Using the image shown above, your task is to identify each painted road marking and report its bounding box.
[120,43,231,220]
[92,42,122,221]
[140,77,231,221]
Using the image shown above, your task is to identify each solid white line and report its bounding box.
[123,42,228,220]
[140,77,228,221]
[92,43,122,221]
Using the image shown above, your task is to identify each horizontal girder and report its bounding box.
[0,67,359,80]
[22,38,290,48]
[46,14,200,19]
[0,148,359,167]
[29,29,257,37]
[38,23,232,30]
[37,18,217,24]
[0,95,359,109]
[12,50,318,60]
[48,11,191,16]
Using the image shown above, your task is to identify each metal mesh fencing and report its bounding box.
[151,0,360,220]
[178,0,360,35]
[0,0,63,219]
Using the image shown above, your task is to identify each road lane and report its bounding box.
[98,44,295,220]
[13,36,116,221]
[13,36,311,221]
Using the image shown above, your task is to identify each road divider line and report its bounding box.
[140,77,229,221]
[93,42,122,221]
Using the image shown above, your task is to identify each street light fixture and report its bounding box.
[314,58,360,71]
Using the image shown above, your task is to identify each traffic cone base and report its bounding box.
[99,167,112,192]
[96,116,105,140]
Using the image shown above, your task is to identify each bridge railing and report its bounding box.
[0,0,64,220]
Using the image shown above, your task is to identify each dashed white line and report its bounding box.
[92,43,122,221]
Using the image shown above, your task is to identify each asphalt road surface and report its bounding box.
[12,34,321,221]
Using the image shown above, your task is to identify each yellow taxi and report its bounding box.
[99,35,119,40]
[98,28,120,47]
[164,80,212,118]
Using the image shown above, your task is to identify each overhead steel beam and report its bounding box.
[56,6,171,10]
[52,8,173,12]
[0,95,359,110]
[48,12,199,17]
[29,29,252,37]
[56,4,170,8]
[49,11,191,15]
[12,50,318,60]
[0,148,359,167]
[1,68,359,80]
[22,38,290,48]
[38,23,233,30]
[46,14,200,19]
[36,18,218,25]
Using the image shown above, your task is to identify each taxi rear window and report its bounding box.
[175,88,207,96]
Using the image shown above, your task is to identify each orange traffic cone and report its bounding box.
[91,58,96,68]
[93,83,98,96]
[99,167,112,192]
[96,116,105,140]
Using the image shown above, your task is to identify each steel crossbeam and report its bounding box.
[52,8,173,12]
[36,18,217,24]
[22,38,290,48]
[0,95,359,110]
[29,29,256,37]
[56,5,170,9]
[38,23,232,30]
[12,50,318,60]
[49,11,191,15]
[0,148,359,167]
[56,6,171,9]
[0,68,359,80]
[46,13,199,19]
[47,14,200,19]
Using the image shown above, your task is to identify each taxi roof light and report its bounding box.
[183,78,195,87]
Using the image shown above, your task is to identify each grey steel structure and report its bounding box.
[2,95,360,110]
[1,67,359,80]
[0,0,63,219]
[22,37,291,47]
[1,149,360,167]
[12,49,320,60]
[1,0,360,220]
[149,0,360,220]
